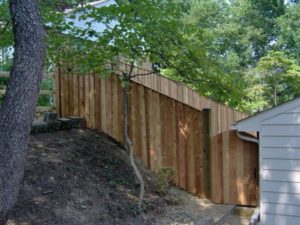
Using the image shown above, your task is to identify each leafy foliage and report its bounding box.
[1,0,300,113]
[242,51,300,113]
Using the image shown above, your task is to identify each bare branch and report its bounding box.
[129,70,156,79]
[0,19,10,34]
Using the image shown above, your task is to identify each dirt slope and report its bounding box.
[7,129,165,225]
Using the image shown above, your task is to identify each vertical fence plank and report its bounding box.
[222,130,230,203]
[106,77,112,136]
[117,78,124,144]
[100,77,107,133]
[79,76,85,121]
[84,76,90,127]
[111,76,118,141]
[89,75,95,129]
[146,89,155,170]
[54,72,61,116]
[94,75,101,130]
[237,134,244,204]
[153,92,162,170]
[138,85,148,166]
[169,99,178,185]
[177,102,188,189]
[160,95,168,167]
[60,74,66,117]
[73,75,79,117]
[68,74,74,116]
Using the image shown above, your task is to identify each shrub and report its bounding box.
[155,167,175,195]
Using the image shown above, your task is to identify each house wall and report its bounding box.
[260,106,300,225]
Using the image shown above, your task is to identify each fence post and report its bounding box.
[202,108,211,198]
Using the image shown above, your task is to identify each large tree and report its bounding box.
[0,0,45,224]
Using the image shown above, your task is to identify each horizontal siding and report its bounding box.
[262,192,300,205]
[261,136,300,148]
[262,170,300,183]
[262,112,300,125]
[288,106,300,113]
[263,214,300,225]
[263,181,300,194]
[262,125,300,136]
[262,147,300,159]
[262,202,300,217]
[262,159,300,171]
[259,107,300,225]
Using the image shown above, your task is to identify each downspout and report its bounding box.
[236,131,260,225]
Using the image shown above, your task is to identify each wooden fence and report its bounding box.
[54,72,259,206]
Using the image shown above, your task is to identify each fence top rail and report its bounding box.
[57,64,248,120]
[129,76,247,119]
[112,62,248,117]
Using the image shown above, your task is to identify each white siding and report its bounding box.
[260,111,300,224]
[262,147,300,159]
[262,159,300,171]
[263,181,300,193]
[262,170,300,183]
[262,136,300,148]
[262,125,300,137]
[263,214,300,225]
[288,106,300,113]
[262,202,300,216]
[262,113,300,125]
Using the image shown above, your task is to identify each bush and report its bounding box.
[155,167,175,195]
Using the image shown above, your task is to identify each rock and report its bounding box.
[43,112,58,122]
[47,120,61,132]
[57,118,73,130]
[31,120,49,134]
[68,117,84,129]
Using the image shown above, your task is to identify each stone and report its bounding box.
[31,120,49,134]
[43,112,58,122]
[57,118,73,130]
[68,117,84,129]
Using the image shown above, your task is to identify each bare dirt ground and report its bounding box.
[6,129,245,225]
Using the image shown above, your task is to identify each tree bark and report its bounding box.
[122,66,145,211]
[0,0,45,224]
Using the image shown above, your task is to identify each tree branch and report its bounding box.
[0,19,10,34]
[129,70,156,79]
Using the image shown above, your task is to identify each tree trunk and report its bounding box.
[0,0,45,223]
[122,70,144,211]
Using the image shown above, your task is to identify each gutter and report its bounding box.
[236,131,259,144]
[236,130,260,225]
